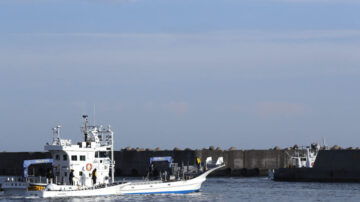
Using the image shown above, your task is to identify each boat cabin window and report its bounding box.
[63,155,67,161]
[71,155,77,161]
[55,154,60,160]
[95,151,109,158]
[80,155,86,161]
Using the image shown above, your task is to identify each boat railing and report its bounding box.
[26,176,50,184]
[2,175,50,185]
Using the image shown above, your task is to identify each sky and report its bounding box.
[1,0,360,151]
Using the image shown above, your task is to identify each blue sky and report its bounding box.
[1,0,360,151]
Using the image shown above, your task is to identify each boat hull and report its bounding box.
[23,165,224,198]
[1,165,224,198]
[27,178,202,198]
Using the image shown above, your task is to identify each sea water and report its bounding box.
[2,177,360,201]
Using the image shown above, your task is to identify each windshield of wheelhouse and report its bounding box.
[95,151,109,158]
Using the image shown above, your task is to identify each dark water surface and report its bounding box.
[2,177,360,201]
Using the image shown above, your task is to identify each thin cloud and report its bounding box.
[0,0,138,4]
[274,0,360,3]
[144,102,154,112]
[163,101,189,115]
[71,101,88,110]
[255,102,308,119]
[2,29,360,79]
[2,0,357,4]
[13,29,360,41]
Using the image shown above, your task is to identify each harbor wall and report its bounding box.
[0,152,51,176]
[195,149,292,176]
[313,150,360,170]
[274,150,360,182]
[0,149,295,177]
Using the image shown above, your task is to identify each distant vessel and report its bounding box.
[268,143,320,180]
[288,143,320,169]
[2,115,224,198]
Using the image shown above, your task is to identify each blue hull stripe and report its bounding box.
[124,189,200,195]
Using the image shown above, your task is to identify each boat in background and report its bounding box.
[288,143,320,169]
[268,143,321,180]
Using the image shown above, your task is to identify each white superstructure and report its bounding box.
[268,143,321,180]
[45,115,115,187]
[288,144,320,168]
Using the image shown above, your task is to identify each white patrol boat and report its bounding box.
[2,115,225,198]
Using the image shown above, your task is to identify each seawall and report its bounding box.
[0,148,296,177]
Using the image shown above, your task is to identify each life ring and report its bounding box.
[86,163,92,171]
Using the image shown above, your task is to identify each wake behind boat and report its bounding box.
[2,115,225,198]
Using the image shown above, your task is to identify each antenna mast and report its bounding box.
[52,125,61,143]
[93,104,96,126]
[109,125,115,183]
[82,115,88,142]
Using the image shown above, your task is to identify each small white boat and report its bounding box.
[288,143,320,169]
[268,143,320,180]
[2,115,225,198]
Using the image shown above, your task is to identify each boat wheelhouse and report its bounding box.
[45,115,114,187]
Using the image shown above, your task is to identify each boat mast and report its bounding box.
[52,125,61,142]
[83,115,88,143]
[109,125,115,183]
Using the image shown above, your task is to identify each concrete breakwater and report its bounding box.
[0,148,297,177]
